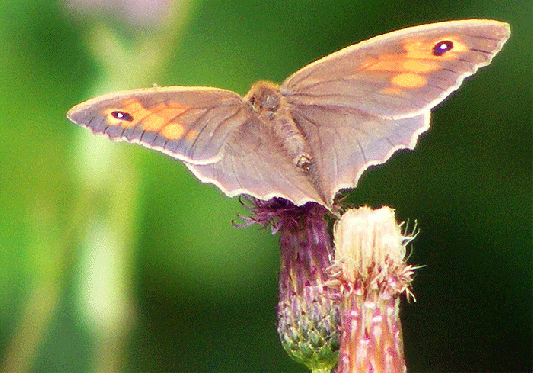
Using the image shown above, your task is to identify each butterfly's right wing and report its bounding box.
[279,20,509,206]
[185,116,325,205]
[68,86,250,165]
[68,86,324,205]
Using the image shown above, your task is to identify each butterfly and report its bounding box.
[68,19,510,209]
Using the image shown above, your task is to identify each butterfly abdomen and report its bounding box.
[273,105,312,170]
[246,81,312,170]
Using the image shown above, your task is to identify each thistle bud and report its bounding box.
[328,206,416,373]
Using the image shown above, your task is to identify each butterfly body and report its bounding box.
[245,81,312,170]
[68,19,510,209]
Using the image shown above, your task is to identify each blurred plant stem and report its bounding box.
[1,1,194,372]
[74,2,195,372]
[1,201,67,373]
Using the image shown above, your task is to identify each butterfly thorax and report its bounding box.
[245,81,312,170]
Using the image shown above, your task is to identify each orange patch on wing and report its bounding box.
[102,98,150,129]
[102,98,189,131]
[360,34,471,95]
[186,129,198,141]
[141,104,188,132]
[391,73,427,88]
[122,98,145,112]
[400,38,433,59]
[360,35,469,75]
[363,57,441,73]
[402,60,440,73]
[402,35,468,61]
[160,123,186,140]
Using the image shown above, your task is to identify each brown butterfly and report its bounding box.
[68,19,510,209]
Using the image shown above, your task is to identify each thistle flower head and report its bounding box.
[238,196,340,372]
[328,206,416,373]
[236,196,327,234]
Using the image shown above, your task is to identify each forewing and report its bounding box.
[185,117,325,206]
[282,20,510,118]
[291,105,429,205]
[67,87,247,164]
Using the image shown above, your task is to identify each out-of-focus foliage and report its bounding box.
[0,0,530,372]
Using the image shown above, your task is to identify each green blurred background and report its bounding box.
[0,0,530,371]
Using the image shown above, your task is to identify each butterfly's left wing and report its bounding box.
[280,19,509,205]
[68,87,249,164]
[281,19,510,118]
